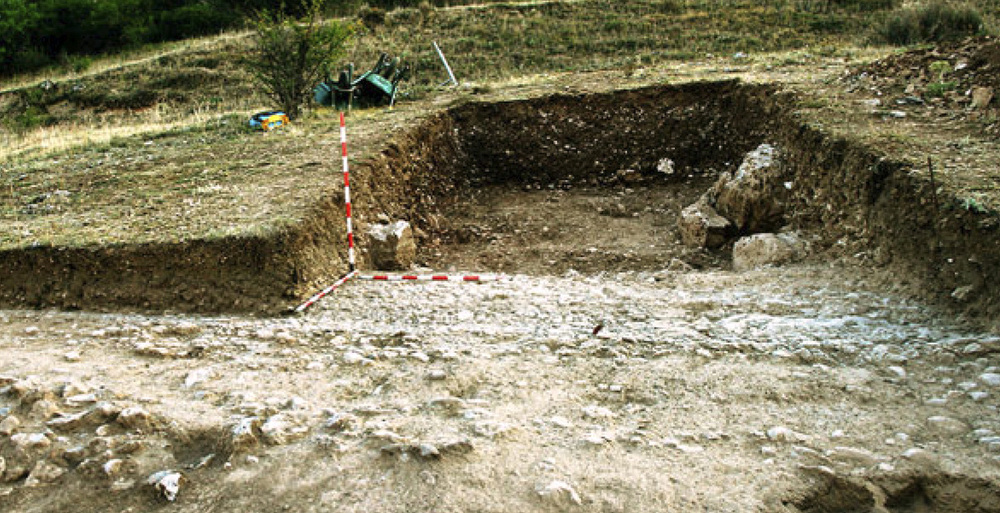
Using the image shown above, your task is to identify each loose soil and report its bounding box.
[3,40,1000,513]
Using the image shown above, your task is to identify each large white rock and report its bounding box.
[711,143,788,233]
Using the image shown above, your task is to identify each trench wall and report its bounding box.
[1,80,997,321]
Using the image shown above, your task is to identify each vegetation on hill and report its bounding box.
[0,0,996,252]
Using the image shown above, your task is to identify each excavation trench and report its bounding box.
[0,80,997,322]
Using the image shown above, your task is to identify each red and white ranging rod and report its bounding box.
[294,270,359,313]
[341,111,357,273]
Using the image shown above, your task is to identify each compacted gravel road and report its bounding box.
[2,264,1000,512]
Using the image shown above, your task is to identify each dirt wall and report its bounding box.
[775,122,1000,325]
[1,80,997,321]
[0,236,294,314]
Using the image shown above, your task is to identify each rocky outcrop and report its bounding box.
[711,143,789,234]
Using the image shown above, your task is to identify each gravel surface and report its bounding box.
[2,264,1000,512]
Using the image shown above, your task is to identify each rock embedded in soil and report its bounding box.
[926,416,969,436]
[24,460,65,487]
[11,432,51,451]
[980,373,1000,387]
[367,220,417,271]
[537,479,583,506]
[147,470,185,501]
[0,414,21,435]
[117,406,151,430]
[231,417,262,452]
[732,232,808,271]
[679,197,731,249]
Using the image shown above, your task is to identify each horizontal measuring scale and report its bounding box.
[357,274,506,282]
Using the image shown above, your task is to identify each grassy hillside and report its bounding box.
[0,0,996,250]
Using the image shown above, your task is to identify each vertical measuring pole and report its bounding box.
[341,112,356,272]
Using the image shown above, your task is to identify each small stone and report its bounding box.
[64,351,81,362]
[963,343,984,355]
[46,410,92,431]
[117,407,151,430]
[231,417,260,451]
[969,391,989,402]
[887,366,907,379]
[581,405,615,420]
[901,448,937,466]
[473,421,514,439]
[549,416,574,429]
[979,373,1000,387]
[926,416,969,435]
[147,471,184,501]
[828,446,879,466]
[24,460,65,486]
[184,368,215,388]
[409,351,431,363]
[537,480,582,506]
[418,443,440,458]
[583,431,614,445]
[66,393,99,405]
[343,352,372,366]
[103,459,124,476]
[767,426,805,443]
[110,479,136,492]
[29,399,60,420]
[260,414,307,445]
[427,369,448,381]
[0,415,21,435]
[24,326,40,336]
[12,432,51,450]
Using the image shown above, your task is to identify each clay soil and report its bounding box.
[3,42,1000,513]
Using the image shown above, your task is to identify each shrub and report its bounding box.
[882,1,983,45]
[926,80,957,97]
[246,0,354,119]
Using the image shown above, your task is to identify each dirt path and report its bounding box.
[2,264,999,512]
